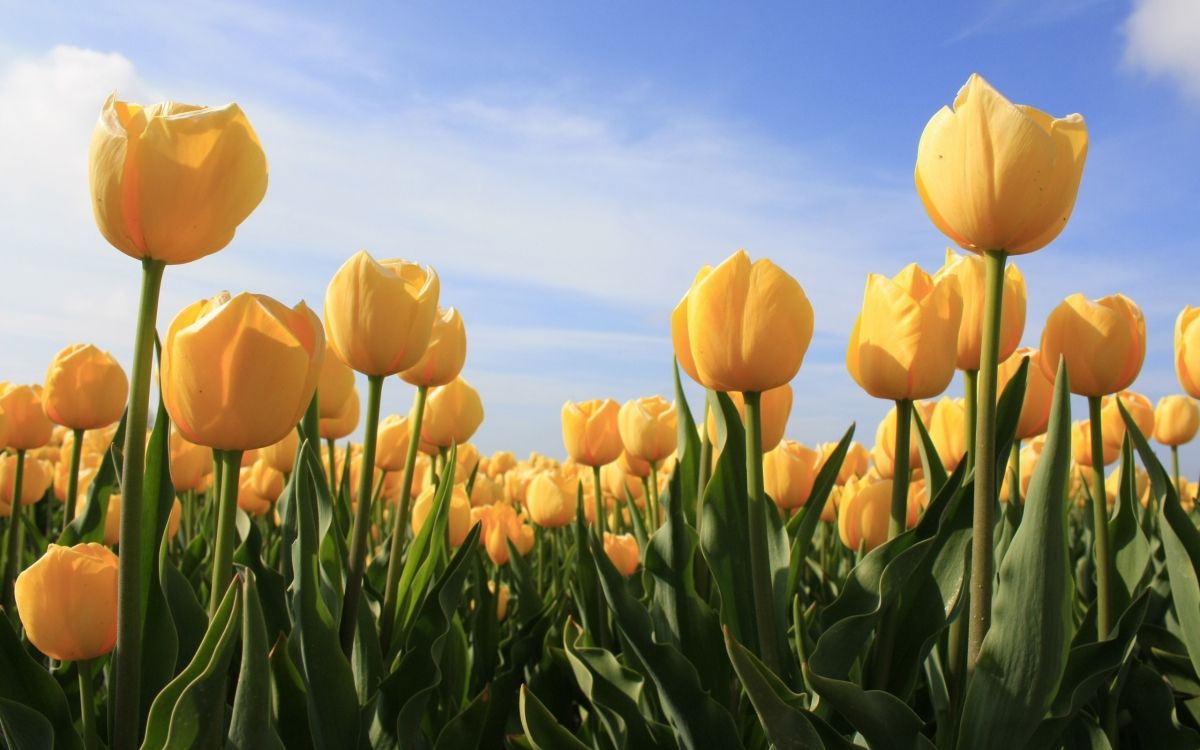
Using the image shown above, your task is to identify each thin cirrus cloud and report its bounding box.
[1123,0,1200,100]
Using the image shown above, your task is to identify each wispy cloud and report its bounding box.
[1122,0,1200,101]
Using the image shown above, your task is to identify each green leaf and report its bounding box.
[787,424,855,602]
[912,404,947,498]
[957,359,1075,750]
[1124,664,1200,748]
[724,627,825,750]
[269,635,315,750]
[161,546,207,673]
[229,570,284,749]
[1108,439,1151,616]
[57,413,125,546]
[993,355,1029,480]
[672,360,701,527]
[506,535,545,627]
[0,697,55,750]
[0,616,81,750]
[520,685,591,750]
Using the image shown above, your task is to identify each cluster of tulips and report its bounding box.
[1,73,1199,750]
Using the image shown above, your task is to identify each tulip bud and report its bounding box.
[763,440,821,510]
[411,484,472,548]
[162,292,323,451]
[1098,391,1154,451]
[1072,421,1118,468]
[237,468,272,517]
[249,459,285,503]
[562,399,622,467]
[89,95,268,264]
[705,384,793,453]
[42,344,128,431]
[0,384,54,451]
[601,463,644,508]
[837,478,917,553]
[673,250,814,393]
[996,348,1055,440]
[1155,395,1200,447]
[168,427,212,493]
[915,74,1088,255]
[928,397,967,471]
[260,428,299,475]
[400,307,467,387]
[324,251,440,376]
[375,414,412,472]
[870,401,937,479]
[1176,306,1200,398]
[489,581,511,621]
[817,440,869,485]
[419,378,484,449]
[618,396,677,464]
[470,475,500,507]
[0,455,52,510]
[526,472,576,528]
[316,340,356,419]
[847,264,963,401]
[1040,293,1146,398]
[935,249,1026,370]
[15,544,119,660]
[487,451,517,478]
[321,386,360,440]
[603,532,640,577]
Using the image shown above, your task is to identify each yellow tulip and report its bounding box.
[674,250,814,393]
[470,475,501,508]
[705,384,793,452]
[400,307,467,388]
[602,463,644,508]
[236,468,273,518]
[870,401,937,479]
[603,532,640,577]
[837,478,901,553]
[1176,306,1200,398]
[1072,421,1118,468]
[846,264,962,401]
[321,386,360,440]
[260,428,299,475]
[42,344,128,431]
[317,340,356,419]
[375,414,412,472]
[0,384,54,451]
[249,460,285,503]
[0,455,52,509]
[1155,395,1200,447]
[15,543,119,661]
[618,449,651,479]
[79,494,179,547]
[928,397,967,471]
[168,427,213,493]
[418,377,484,449]
[562,399,623,467]
[88,95,268,264]
[1040,294,1146,398]
[526,472,576,528]
[934,249,1026,370]
[487,451,518,478]
[324,250,440,377]
[162,292,323,451]
[618,396,677,464]
[489,581,511,621]
[996,347,1055,440]
[915,74,1088,255]
[763,440,821,510]
[1098,391,1154,451]
[411,484,472,548]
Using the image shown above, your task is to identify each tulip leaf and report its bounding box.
[233,521,291,644]
[786,423,855,601]
[723,627,827,750]
[1108,439,1151,616]
[160,528,207,673]
[229,570,285,749]
[289,440,360,750]
[957,360,1075,750]
[993,355,1029,479]
[467,554,499,695]
[520,685,591,750]
[269,634,315,750]
[506,536,545,627]
[57,412,124,547]
[1124,664,1200,748]
[572,484,604,643]
[912,406,947,498]
[0,615,81,750]
[0,697,55,750]
[141,578,241,749]
[672,360,701,527]
[590,532,743,749]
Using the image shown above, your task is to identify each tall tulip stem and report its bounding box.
[380,383,428,651]
[1088,396,1113,637]
[64,428,85,528]
[744,391,783,674]
[967,249,1007,671]
[2,449,27,612]
[963,370,978,473]
[1172,445,1182,497]
[112,257,164,750]
[208,448,243,617]
[591,463,608,648]
[649,461,660,529]
[340,374,384,655]
[890,399,913,538]
[79,659,98,750]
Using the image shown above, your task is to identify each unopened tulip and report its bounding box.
[562,399,623,467]
[487,451,517,478]
[321,386,360,440]
[1155,395,1200,447]
[0,384,54,450]
[935,249,1026,370]
[526,472,576,528]
[837,479,892,553]
[324,251,440,376]
[1072,421,1118,468]
[603,532,640,577]
[0,455,52,509]
[476,504,535,565]
[89,95,268,264]
[169,427,213,493]
[870,401,937,478]
[470,475,501,507]
[928,397,967,471]
[847,264,963,401]
[705,384,793,452]
[915,74,1088,256]
[42,344,128,430]
[411,484,472,547]
[673,250,814,393]
[1098,391,1154,451]
[375,415,412,472]
[1040,294,1146,398]
[400,307,466,387]
[250,460,285,503]
[236,468,272,517]
[618,450,651,479]
[260,428,299,475]
[618,396,677,464]
[317,340,356,419]
[601,463,644,507]
[818,441,869,485]
[763,440,821,510]
[15,544,119,660]
[419,378,484,448]
[1176,306,1200,398]
[489,581,511,621]
[996,348,1055,439]
[162,292,323,450]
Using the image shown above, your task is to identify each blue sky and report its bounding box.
[1,0,1198,475]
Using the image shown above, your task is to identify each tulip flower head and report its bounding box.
[400,307,467,388]
[996,347,1055,439]
[418,377,485,449]
[42,344,128,431]
[934,249,1026,370]
[1040,293,1145,398]
[15,543,120,661]
[562,399,623,467]
[618,396,677,464]
[1155,395,1200,448]
[0,384,54,451]
[1176,306,1200,398]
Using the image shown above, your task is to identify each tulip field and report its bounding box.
[4,72,1200,750]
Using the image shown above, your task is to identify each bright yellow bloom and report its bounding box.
[928,397,967,471]
[15,544,119,661]
[562,399,623,467]
[320,386,360,440]
[837,478,910,553]
[618,396,677,464]
[603,532,640,577]
[847,264,962,401]
[42,344,128,430]
[817,441,870,485]
[915,74,1088,255]
[400,307,467,388]
[162,292,323,451]
[673,250,814,393]
[1155,395,1200,447]
[324,250,440,376]
[0,384,53,451]
[0,455,52,510]
[705,384,793,452]
[602,463,644,508]
[375,414,412,472]
[169,427,213,493]
[317,340,356,419]
[763,440,821,510]
[418,377,484,449]
[1040,293,1145,398]
[526,471,576,528]
[997,347,1055,439]
[1099,391,1154,452]
[89,95,268,264]
[1072,420,1118,468]
[411,484,472,548]
[1176,306,1200,398]
[934,249,1026,370]
[260,428,299,475]
[870,401,937,479]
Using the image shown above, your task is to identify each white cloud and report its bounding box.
[1123,0,1200,100]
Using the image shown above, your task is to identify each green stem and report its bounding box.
[963,370,978,474]
[112,257,164,750]
[744,391,783,674]
[380,384,428,652]
[64,428,85,528]
[890,399,912,538]
[1172,445,1182,498]
[78,659,97,750]
[967,250,1006,672]
[1010,440,1022,507]
[1088,396,1114,638]
[2,449,27,612]
[326,438,337,496]
[698,400,713,523]
[301,392,320,455]
[209,449,243,617]
[649,461,660,529]
[592,465,606,540]
[340,374,384,655]
[592,463,608,649]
